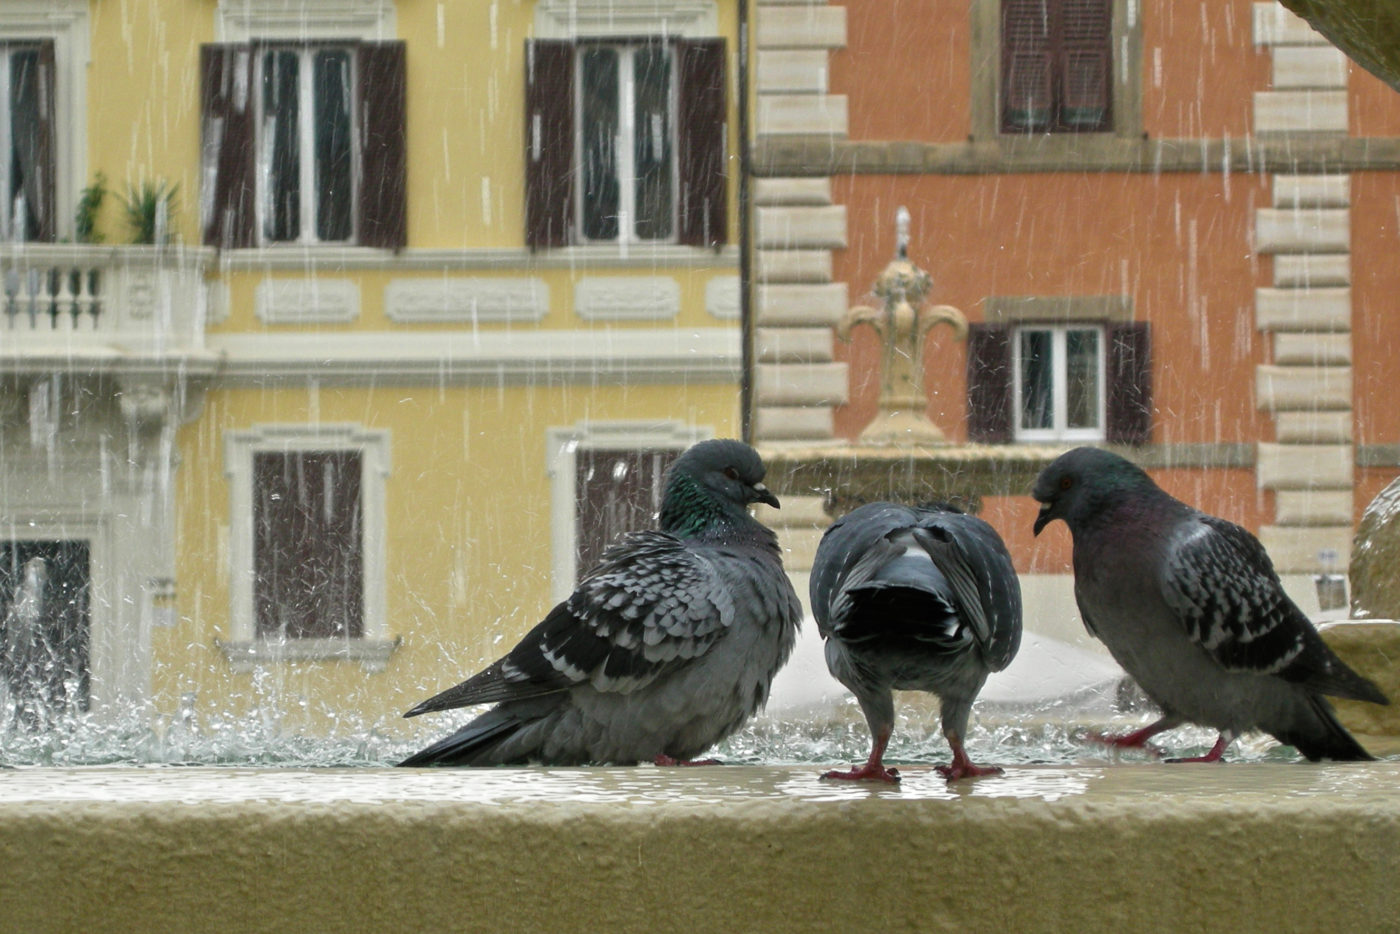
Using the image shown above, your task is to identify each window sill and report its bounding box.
[218,244,739,272]
[215,636,402,672]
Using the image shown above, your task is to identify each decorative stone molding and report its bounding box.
[216,636,402,672]
[215,0,396,40]
[574,277,680,321]
[533,0,717,39]
[115,375,207,430]
[704,276,740,319]
[385,278,548,324]
[256,278,360,325]
[223,423,392,655]
[983,295,1134,324]
[206,328,741,385]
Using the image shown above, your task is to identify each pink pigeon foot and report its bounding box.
[1165,733,1232,764]
[653,754,721,767]
[821,761,901,783]
[935,738,1003,781]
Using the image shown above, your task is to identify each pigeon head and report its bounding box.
[1031,446,1157,536]
[660,439,780,535]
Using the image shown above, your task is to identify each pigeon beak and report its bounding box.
[1032,501,1053,536]
[753,482,780,509]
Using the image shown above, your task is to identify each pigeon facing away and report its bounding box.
[809,502,1022,782]
[399,439,802,767]
[1032,446,1388,762]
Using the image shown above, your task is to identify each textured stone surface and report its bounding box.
[1351,474,1400,618]
[1319,621,1400,734]
[3,764,1400,933]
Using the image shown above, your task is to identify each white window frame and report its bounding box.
[221,423,397,670]
[545,420,707,604]
[0,1,87,242]
[253,43,359,246]
[574,42,680,247]
[1012,324,1107,442]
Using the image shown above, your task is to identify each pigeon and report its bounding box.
[399,439,802,767]
[1032,446,1388,762]
[809,502,1022,782]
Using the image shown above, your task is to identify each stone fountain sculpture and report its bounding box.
[761,207,1058,515]
[836,207,966,447]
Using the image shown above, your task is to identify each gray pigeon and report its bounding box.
[1032,446,1388,762]
[399,439,802,767]
[810,502,1022,782]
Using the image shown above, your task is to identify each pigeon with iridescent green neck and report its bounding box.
[1032,446,1387,762]
[399,439,802,767]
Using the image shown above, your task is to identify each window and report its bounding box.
[0,41,54,242]
[967,318,1150,444]
[257,46,356,245]
[578,43,675,244]
[222,425,395,668]
[525,38,727,250]
[1001,0,1111,133]
[575,447,681,575]
[546,421,705,603]
[1012,325,1104,441]
[200,41,405,250]
[253,450,363,639]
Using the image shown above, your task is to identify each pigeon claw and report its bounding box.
[653,754,722,767]
[820,763,901,783]
[935,761,1004,781]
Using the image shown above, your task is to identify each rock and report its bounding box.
[1319,620,1400,737]
[1350,476,1400,619]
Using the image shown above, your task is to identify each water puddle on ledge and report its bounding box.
[1,759,1398,809]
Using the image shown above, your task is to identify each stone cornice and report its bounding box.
[755,136,1400,176]
[206,328,741,385]
[217,244,740,273]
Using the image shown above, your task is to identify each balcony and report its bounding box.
[0,244,219,376]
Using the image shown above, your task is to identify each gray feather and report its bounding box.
[1033,445,1388,762]
[809,502,1023,753]
[400,439,802,767]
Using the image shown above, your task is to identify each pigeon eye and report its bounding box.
[723,466,740,481]
[1059,476,1074,491]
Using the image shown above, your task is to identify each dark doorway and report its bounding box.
[0,539,91,722]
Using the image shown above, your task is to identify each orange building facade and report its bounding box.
[749,0,1400,590]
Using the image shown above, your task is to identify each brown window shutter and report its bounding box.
[676,38,727,248]
[1001,0,1054,132]
[357,41,408,250]
[1106,322,1152,444]
[525,40,575,250]
[25,40,56,241]
[199,44,256,248]
[1059,0,1111,130]
[967,323,1014,443]
[253,451,364,640]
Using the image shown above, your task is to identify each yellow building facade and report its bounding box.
[0,0,746,737]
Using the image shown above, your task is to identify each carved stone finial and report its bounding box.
[836,207,968,446]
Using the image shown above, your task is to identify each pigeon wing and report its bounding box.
[404,530,734,717]
[912,514,1022,672]
[1158,514,1309,677]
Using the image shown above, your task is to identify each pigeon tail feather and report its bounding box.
[1275,693,1375,762]
[397,710,524,767]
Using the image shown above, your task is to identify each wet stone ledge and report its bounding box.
[0,763,1398,933]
